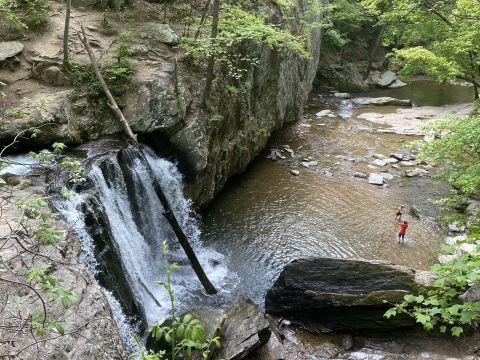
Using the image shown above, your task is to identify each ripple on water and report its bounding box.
[202,86,454,305]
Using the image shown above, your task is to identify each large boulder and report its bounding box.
[0,41,23,61]
[376,70,397,88]
[265,258,435,331]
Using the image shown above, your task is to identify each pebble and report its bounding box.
[290,169,300,176]
[353,172,368,179]
[399,160,417,167]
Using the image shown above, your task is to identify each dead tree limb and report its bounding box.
[63,0,71,68]
[77,23,217,295]
[76,25,138,144]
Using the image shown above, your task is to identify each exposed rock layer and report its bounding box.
[265,257,435,331]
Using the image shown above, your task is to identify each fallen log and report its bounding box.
[77,25,217,295]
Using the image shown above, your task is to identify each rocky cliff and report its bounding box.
[0,1,323,207]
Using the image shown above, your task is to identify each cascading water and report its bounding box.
[54,143,235,350]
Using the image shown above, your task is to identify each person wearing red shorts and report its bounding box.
[396,220,409,243]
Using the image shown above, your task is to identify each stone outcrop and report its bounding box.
[265,258,435,331]
[0,41,24,61]
[0,4,323,207]
[315,63,369,92]
[352,97,412,107]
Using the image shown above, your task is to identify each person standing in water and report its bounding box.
[395,220,409,243]
[395,205,405,221]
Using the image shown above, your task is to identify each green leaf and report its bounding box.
[384,308,397,319]
[451,326,464,337]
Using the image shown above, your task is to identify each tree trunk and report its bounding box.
[77,26,138,144]
[194,0,212,39]
[63,0,71,68]
[202,0,220,107]
[364,24,385,81]
[474,83,479,100]
[139,149,217,295]
[77,25,217,295]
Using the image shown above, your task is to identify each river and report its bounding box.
[201,80,471,306]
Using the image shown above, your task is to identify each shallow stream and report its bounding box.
[201,81,471,306]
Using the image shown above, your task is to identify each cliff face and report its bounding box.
[0,2,323,207]
[175,30,323,206]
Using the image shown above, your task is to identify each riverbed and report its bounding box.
[201,81,470,306]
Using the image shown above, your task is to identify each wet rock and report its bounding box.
[371,159,388,167]
[376,70,397,88]
[265,258,435,330]
[352,97,412,107]
[444,234,467,245]
[373,153,387,160]
[334,92,351,98]
[274,150,286,160]
[388,79,407,88]
[390,153,404,160]
[399,160,417,167]
[0,41,23,61]
[316,110,335,118]
[283,146,294,158]
[290,169,300,176]
[405,168,429,177]
[217,301,271,360]
[368,173,384,185]
[323,169,334,177]
[353,172,368,179]
[380,172,394,181]
[246,332,285,360]
[317,123,327,126]
[385,158,399,164]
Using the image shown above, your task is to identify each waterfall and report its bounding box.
[54,144,234,349]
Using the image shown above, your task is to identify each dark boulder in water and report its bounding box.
[265,258,435,331]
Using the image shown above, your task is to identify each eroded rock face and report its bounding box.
[265,258,435,331]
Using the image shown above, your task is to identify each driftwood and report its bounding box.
[76,25,217,295]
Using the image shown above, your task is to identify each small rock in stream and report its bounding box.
[334,92,351,98]
[371,159,388,167]
[373,153,387,160]
[399,160,417,167]
[315,110,336,118]
[291,169,300,176]
[342,334,354,350]
[368,173,384,185]
[405,168,429,177]
[353,172,368,179]
[390,153,404,160]
[380,172,394,181]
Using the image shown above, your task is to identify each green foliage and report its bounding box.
[385,237,480,336]
[415,115,480,197]
[70,60,135,100]
[29,142,85,187]
[138,242,221,360]
[373,0,480,96]
[183,5,308,80]
[18,197,64,245]
[114,30,133,61]
[0,0,50,39]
